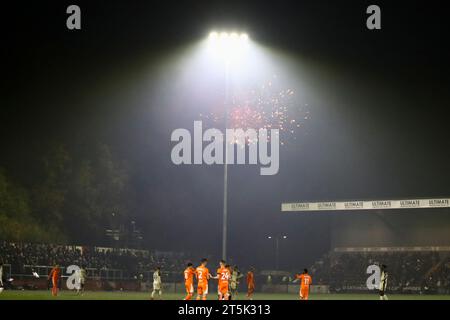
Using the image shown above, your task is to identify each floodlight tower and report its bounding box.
[267,235,288,270]
[207,31,249,261]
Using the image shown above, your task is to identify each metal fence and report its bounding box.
[19,265,125,281]
[10,265,184,283]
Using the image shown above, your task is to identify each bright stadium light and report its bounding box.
[207,30,249,62]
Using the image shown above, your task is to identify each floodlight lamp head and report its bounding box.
[207,31,250,62]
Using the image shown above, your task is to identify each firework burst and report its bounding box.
[199,75,310,146]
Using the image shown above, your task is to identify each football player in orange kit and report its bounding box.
[48,264,61,297]
[246,267,255,300]
[212,260,231,300]
[183,262,195,300]
[295,268,312,300]
[195,258,211,300]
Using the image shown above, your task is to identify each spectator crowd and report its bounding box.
[0,241,188,281]
[309,249,450,294]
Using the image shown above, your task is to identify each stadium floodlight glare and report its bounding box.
[207,30,250,62]
[240,33,248,41]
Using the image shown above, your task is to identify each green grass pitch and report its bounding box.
[1,290,449,300]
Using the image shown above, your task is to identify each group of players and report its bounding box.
[1,259,313,300]
[182,259,253,300]
[38,261,389,301]
[151,258,313,300]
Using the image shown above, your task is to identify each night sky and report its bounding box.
[2,0,450,269]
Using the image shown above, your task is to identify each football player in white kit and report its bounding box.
[76,266,87,295]
[379,264,388,300]
[151,266,162,300]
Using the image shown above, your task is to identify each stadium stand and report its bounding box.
[0,241,188,280]
[309,247,450,294]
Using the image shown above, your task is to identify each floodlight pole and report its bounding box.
[275,237,280,270]
[222,61,230,262]
[211,31,248,262]
[268,235,287,270]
